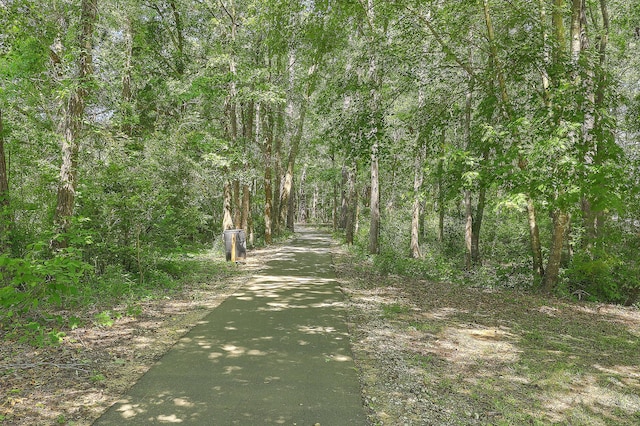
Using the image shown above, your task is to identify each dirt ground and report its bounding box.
[1,239,640,425]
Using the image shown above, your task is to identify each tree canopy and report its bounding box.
[1,0,640,323]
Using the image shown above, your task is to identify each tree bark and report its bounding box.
[298,166,307,224]
[262,105,273,244]
[542,209,570,292]
[471,184,486,265]
[366,0,381,256]
[121,16,134,136]
[240,101,254,236]
[222,0,238,232]
[222,180,234,231]
[279,83,309,232]
[52,0,98,249]
[582,0,610,247]
[369,140,380,254]
[463,63,474,268]
[233,180,241,228]
[340,165,348,229]
[410,143,423,259]
[0,108,10,252]
[527,197,544,277]
[345,164,357,245]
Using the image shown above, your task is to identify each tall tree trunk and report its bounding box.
[340,165,348,229]
[279,87,309,232]
[369,141,380,254]
[366,0,382,256]
[542,0,582,290]
[311,184,319,222]
[240,101,254,236]
[0,108,10,253]
[222,180,234,231]
[464,189,473,269]
[121,16,134,136]
[332,153,338,230]
[463,64,475,269]
[262,105,273,244]
[222,0,238,231]
[298,166,307,224]
[345,164,357,245]
[233,180,241,228]
[272,106,283,231]
[241,183,250,233]
[542,210,570,292]
[592,0,610,239]
[410,139,424,259]
[52,0,98,249]
[471,184,486,265]
[527,197,544,277]
[436,131,445,244]
[582,0,610,247]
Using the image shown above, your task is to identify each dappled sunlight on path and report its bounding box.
[93,226,367,425]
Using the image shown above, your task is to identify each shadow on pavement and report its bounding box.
[93,227,368,425]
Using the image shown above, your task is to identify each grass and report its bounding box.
[1,248,245,347]
[336,249,640,425]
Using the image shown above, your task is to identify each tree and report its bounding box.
[0,108,9,252]
[52,0,98,249]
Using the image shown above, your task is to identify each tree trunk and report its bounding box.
[233,180,241,228]
[345,164,357,245]
[279,89,308,233]
[52,0,98,249]
[365,0,382,255]
[287,179,295,231]
[222,0,239,232]
[340,165,348,229]
[527,197,544,277]
[582,0,610,247]
[222,180,234,231]
[262,105,273,244]
[311,184,319,222]
[463,66,474,269]
[542,209,570,292]
[437,161,445,244]
[272,107,283,231]
[464,189,473,269]
[240,100,254,236]
[241,183,250,234]
[471,185,486,265]
[298,166,307,224]
[369,141,380,254]
[332,153,338,230]
[410,137,424,259]
[0,108,10,252]
[121,16,134,136]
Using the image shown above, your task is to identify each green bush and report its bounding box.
[0,244,93,318]
[564,251,624,303]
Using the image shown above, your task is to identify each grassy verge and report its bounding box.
[334,248,640,425]
[0,247,244,347]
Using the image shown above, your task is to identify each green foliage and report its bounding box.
[93,311,116,328]
[0,243,92,319]
[563,228,640,305]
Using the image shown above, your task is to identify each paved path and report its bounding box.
[94,227,368,425]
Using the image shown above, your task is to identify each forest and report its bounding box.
[1,0,640,333]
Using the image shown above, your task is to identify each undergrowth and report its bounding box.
[0,240,241,347]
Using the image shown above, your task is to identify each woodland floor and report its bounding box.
[1,237,640,425]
